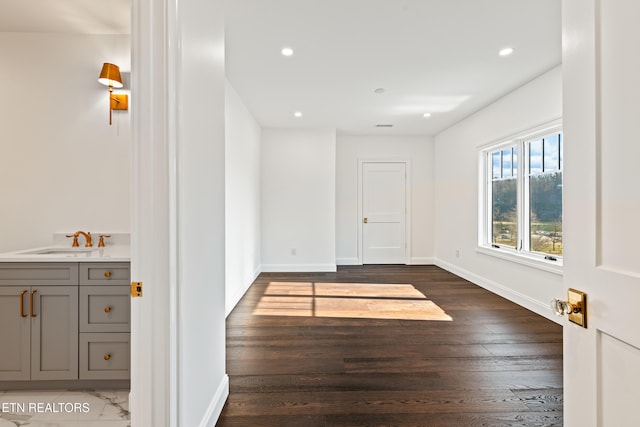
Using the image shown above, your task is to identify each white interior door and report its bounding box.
[563,1,640,425]
[361,162,407,264]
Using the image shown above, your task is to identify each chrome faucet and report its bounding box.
[66,231,93,247]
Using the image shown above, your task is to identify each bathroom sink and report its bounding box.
[18,247,99,255]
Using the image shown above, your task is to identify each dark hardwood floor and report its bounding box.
[217,265,563,427]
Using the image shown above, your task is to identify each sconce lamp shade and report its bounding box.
[98,62,127,125]
[98,63,123,88]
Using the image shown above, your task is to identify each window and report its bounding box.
[480,123,563,267]
[490,146,518,249]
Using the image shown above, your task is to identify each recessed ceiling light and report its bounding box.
[294,112,302,118]
[423,113,431,118]
[499,47,514,56]
[374,88,385,94]
[281,47,294,57]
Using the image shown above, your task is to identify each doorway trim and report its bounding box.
[357,158,411,265]
[130,0,178,424]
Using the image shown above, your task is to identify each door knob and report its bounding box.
[551,298,580,316]
[363,217,368,224]
[551,288,587,328]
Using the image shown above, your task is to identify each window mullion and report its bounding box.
[557,134,561,170]
[486,153,492,246]
[522,140,531,253]
[541,136,546,173]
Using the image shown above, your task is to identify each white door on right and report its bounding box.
[563,1,640,425]
[361,162,407,264]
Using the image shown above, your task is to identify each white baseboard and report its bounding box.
[200,374,229,427]
[336,258,436,266]
[261,264,337,272]
[336,257,359,265]
[434,258,560,324]
[409,257,434,265]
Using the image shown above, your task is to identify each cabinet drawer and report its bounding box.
[79,333,130,380]
[80,286,130,333]
[0,263,78,286]
[79,263,130,286]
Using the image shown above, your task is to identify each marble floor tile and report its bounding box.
[0,389,130,426]
[16,422,130,427]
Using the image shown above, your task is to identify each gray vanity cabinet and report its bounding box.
[0,261,130,383]
[0,263,79,381]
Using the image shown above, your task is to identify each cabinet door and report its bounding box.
[30,286,78,380]
[0,287,30,380]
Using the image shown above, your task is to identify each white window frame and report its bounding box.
[477,119,563,275]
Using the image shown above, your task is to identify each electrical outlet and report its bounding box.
[455,249,460,258]
[291,248,297,256]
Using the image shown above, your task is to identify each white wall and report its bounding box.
[0,33,131,253]
[130,0,228,422]
[336,135,435,265]
[261,129,336,272]
[175,0,228,424]
[434,66,563,321]
[225,81,262,316]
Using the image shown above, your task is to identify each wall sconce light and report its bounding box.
[98,63,128,125]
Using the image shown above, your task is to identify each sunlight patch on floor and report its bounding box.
[252,282,453,321]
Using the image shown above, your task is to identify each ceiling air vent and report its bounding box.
[375,124,393,128]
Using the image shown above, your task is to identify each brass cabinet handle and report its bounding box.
[104,306,112,313]
[363,217,368,224]
[19,290,28,318]
[104,271,112,278]
[30,290,37,317]
[104,354,111,361]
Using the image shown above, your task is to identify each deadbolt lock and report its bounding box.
[131,282,143,298]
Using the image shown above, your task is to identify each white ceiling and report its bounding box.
[225,0,561,135]
[0,0,130,34]
[3,0,561,136]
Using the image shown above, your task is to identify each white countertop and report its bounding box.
[0,233,131,263]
